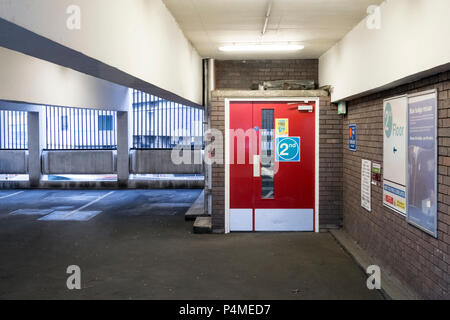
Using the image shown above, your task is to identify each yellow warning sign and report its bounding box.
[275,119,289,136]
[395,200,406,210]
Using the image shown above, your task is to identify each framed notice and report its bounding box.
[407,90,438,238]
[383,96,408,214]
[361,159,371,212]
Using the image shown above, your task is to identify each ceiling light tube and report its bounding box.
[262,1,273,35]
[219,44,304,52]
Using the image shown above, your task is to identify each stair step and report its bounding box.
[193,216,212,234]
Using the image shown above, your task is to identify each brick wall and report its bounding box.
[210,95,226,231]
[319,97,343,228]
[342,71,450,299]
[215,59,319,90]
[209,93,342,232]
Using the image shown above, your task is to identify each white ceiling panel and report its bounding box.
[163,0,384,59]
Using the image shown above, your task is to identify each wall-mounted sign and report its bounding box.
[276,137,300,162]
[338,101,347,115]
[275,119,289,136]
[361,159,372,212]
[371,162,381,186]
[383,96,408,215]
[407,90,438,238]
[349,124,357,152]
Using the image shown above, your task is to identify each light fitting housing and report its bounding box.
[219,44,304,52]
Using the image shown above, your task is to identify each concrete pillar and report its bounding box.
[27,111,45,187]
[117,111,129,187]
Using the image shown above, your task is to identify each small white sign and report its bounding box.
[361,159,372,212]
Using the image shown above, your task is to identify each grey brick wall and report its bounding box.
[210,96,226,231]
[215,59,318,90]
[319,98,343,228]
[342,71,450,299]
[209,95,342,232]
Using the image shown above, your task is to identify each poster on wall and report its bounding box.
[275,119,289,136]
[361,159,372,212]
[383,96,408,214]
[371,162,381,186]
[407,90,438,238]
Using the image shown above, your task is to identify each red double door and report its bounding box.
[229,101,316,232]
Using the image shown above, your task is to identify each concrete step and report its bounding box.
[193,216,212,234]
[185,190,209,221]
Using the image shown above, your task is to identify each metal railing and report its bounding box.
[0,110,28,150]
[132,90,204,149]
[45,106,117,150]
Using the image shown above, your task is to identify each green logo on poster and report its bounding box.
[384,103,393,138]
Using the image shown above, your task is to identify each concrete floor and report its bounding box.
[0,189,383,300]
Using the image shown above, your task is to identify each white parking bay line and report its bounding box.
[0,191,24,200]
[63,191,115,218]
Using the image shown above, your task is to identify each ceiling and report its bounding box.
[163,0,384,59]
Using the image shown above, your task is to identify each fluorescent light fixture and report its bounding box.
[219,44,304,52]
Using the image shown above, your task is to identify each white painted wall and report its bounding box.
[0,0,203,105]
[319,0,450,102]
[0,47,130,111]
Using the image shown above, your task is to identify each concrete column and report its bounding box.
[27,111,45,187]
[117,111,129,187]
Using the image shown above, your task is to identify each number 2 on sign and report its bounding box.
[280,143,289,156]
[280,143,297,156]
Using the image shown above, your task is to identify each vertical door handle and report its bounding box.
[253,155,261,177]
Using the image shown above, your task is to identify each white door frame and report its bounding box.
[224,97,320,233]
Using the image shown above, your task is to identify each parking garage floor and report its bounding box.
[0,189,383,300]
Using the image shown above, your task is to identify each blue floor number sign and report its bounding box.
[276,137,300,162]
[349,124,357,152]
